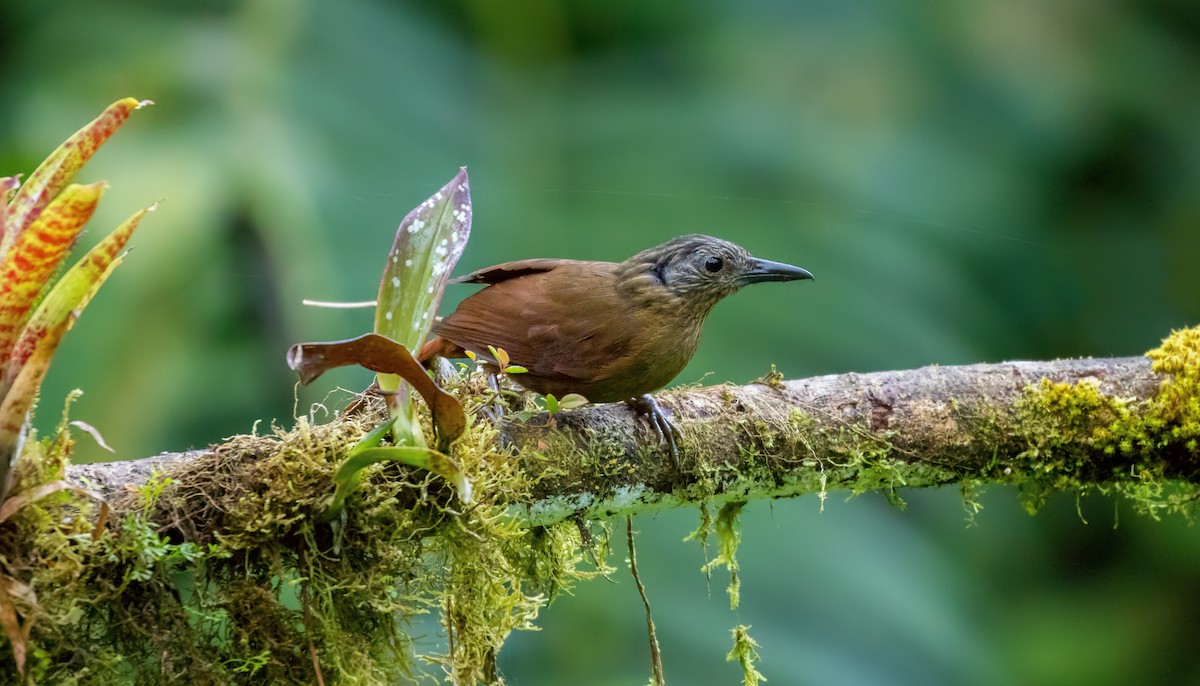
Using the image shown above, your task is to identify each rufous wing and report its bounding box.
[434,260,635,383]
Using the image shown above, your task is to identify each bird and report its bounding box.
[417,234,814,464]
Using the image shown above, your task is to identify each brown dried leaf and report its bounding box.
[287,333,465,444]
[0,575,28,677]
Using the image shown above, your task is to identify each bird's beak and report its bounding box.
[741,258,814,284]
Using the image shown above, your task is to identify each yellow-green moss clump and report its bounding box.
[1011,326,1200,517]
[0,379,606,685]
[1143,326,1200,454]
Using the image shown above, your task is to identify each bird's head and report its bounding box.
[617,234,813,314]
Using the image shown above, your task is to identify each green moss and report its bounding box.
[1009,326,1200,518]
[683,502,714,557]
[0,377,604,684]
[1009,377,1124,513]
[726,624,767,686]
[1139,326,1200,454]
[685,397,927,513]
[699,501,745,610]
[783,407,927,508]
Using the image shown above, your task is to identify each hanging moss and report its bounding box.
[697,501,746,610]
[726,624,766,686]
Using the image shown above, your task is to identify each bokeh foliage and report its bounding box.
[2,0,1199,683]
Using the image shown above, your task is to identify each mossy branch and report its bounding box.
[19,327,1198,683]
[70,347,1199,530]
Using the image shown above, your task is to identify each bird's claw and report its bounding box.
[478,372,506,423]
[629,394,681,468]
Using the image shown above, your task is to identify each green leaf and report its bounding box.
[347,414,398,452]
[374,167,471,391]
[558,393,590,410]
[321,445,470,521]
[487,345,510,370]
[503,365,528,375]
[543,393,559,415]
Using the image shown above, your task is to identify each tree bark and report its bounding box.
[69,355,1192,527]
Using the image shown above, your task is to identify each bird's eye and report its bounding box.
[704,256,724,273]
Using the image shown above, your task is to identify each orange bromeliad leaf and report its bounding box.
[0,206,150,463]
[0,99,152,503]
[0,182,105,370]
[1,98,149,258]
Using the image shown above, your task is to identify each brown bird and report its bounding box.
[418,234,813,462]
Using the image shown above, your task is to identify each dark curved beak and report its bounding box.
[740,257,814,284]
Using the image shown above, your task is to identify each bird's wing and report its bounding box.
[434,261,634,382]
[450,259,565,285]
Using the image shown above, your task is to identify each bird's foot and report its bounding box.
[628,394,681,468]
[477,372,506,423]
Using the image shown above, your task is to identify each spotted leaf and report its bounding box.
[374,167,471,392]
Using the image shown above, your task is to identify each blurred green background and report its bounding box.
[4,0,1200,683]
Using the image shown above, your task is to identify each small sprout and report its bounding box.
[483,345,525,374]
[487,345,510,369]
[542,392,586,419]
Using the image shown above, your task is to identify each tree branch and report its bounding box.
[69,354,1196,528]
